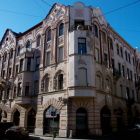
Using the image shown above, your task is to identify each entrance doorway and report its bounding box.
[27,108,36,133]
[76,108,88,137]
[100,106,111,135]
[43,106,60,135]
[13,110,20,126]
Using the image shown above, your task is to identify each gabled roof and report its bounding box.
[0,29,19,46]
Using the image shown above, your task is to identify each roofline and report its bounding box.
[108,25,135,52]
[18,21,43,38]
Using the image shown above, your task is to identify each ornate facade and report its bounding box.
[0,2,140,138]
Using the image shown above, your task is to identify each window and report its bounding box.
[132,90,135,100]
[8,67,11,78]
[10,49,13,59]
[117,44,120,55]
[1,70,5,78]
[104,53,108,66]
[120,47,123,58]
[17,82,22,96]
[46,51,51,66]
[78,68,87,86]
[58,46,64,62]
[94,24,98,37]
[46,28,51,42]
[58,23,64,36]
[118,63,121,75]
[17,47,20,56]
[6,88,10,99]
[25,82,29,96]
[36,35,41,47]
[27,58,31,71]
[111,59,115,69]
[122,65,125,77]
[45,76,49,92]
[3,53,7,62]
[13,86,17,99]
[78,38,86,54]
[26,40,31,49]
[19,59,23,72]
[35,56,40,70]
[34,80,39,94]
[102,32,106,43]
[120,84,123,97]
[15,65,18,76]
[128,53,131,63]
[127,68,129,80]
[130,70,133,81]
[58,74,63,90]
[125,51,127,61]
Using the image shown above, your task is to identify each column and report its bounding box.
[59,104,68,137]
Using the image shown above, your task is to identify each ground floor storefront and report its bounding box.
[0,96,140,138]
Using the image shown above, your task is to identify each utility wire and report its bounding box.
[101,0,140,17]
[33,0,47,13]
[0,8,42,18]
[40,0,52,7]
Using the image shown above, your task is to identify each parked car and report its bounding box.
[0,122,14,137]
[5,126,29,140]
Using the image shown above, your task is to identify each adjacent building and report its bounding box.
[0,2,140,137]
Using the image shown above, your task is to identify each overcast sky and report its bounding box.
[0,0,140,50]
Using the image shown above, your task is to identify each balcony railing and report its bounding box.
[70,24,92,32]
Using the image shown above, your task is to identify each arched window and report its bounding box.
[94,24,98,37]
[46,28,51,42]
[54,71,64,90]
[26,40,31,49]
[78,68,87,86]
[36,35,41,47]
[41,74,49,92]
[58,23,64,36]
[58,74,63,90]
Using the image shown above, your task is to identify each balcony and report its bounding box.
[70,24,92,32]
[20,48,34,57]
[15,96,31,105]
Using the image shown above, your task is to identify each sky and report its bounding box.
[0,0,140,50]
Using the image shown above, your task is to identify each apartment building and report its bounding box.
[0,2,140,138]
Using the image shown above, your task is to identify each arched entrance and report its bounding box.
[43,106,60,135]
[76,107,88,137]
[100,106,111,135]
[13,110,20,126]
[27,108,36,133]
